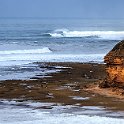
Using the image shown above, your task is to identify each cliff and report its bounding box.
[100,40,124,88]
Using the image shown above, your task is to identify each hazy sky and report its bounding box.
[0,0,124,18]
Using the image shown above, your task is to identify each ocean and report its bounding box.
[1,18,124,124]
[0,18,124,80]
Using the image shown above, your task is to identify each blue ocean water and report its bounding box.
[0,18,124,80]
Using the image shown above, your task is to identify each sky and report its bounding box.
[0,0,124,18]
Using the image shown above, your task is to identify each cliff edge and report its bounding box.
[100,40,124,88]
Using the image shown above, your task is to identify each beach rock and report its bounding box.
[103,40,124,88]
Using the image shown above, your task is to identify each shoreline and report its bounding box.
[0,62,124,111]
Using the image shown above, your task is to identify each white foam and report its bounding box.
[0,54,105,66]
[1,100,124,124]
[17,114,124,124]
[0,106,124,124]
[0,47,52,55]
[49,29,124,40]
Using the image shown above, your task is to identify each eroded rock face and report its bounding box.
[102,40,124,88]
[104,40,124,65]
[106,65,124,83]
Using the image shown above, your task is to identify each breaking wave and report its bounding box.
[45,29,124,40]
[0,47,52,55]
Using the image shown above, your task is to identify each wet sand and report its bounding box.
[0,62,124,111]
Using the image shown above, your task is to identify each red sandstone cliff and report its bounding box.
[101,40,124,88]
